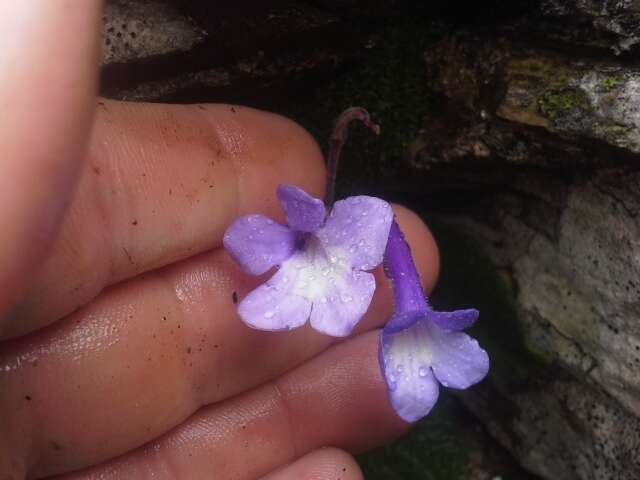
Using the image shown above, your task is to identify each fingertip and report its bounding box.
[200,105,327,217]
[392,204,440,293]
[261,448,363,480]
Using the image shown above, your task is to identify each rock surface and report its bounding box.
[406,5,640,480]
[540,0,640,53]
[103,0,205,64]
[101,0,352,103]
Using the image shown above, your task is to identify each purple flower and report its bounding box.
[224,184,393,337]
[379,221,489,422]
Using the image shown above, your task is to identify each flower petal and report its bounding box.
[382,310,424,334]
[428,308,479,331]
[223,214,296,275]
[309,270,375,337]
[317,196,393,271]
[379,320,440,422]
[277,184,326,233]
[238,261,312,331]
[428,322,490,389]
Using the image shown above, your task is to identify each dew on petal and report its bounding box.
[340,293,353,303]
[387,373,397,391]
[264,310,276,319]
[418,366,429,377]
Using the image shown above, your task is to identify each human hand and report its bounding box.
[0,2,440,478]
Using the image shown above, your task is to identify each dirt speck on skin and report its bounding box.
[92,166,101,175]
[24,395,31,401]
[187,347,192,354]
[131,220,138,226]
[232,291,238,304]
[231,107,236,113]
[49,440,63,451]
[122,247,134,265]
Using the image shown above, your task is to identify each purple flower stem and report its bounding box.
[384,220,429,314]
[325,107,381,206]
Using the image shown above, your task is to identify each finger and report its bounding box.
[0,1,102,322]
[56,332,403,480]
[4,101,326,339]
[0,208,435,478]
[260,449,363,480]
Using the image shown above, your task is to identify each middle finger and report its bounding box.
[0,207,438,478]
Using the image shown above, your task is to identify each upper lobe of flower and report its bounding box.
[223,184,393,337]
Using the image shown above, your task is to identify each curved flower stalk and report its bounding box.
[379,221,489,422]
[224,186,393,336]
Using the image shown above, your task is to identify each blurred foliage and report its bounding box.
[358,394,469,480]
[285,10,446,195]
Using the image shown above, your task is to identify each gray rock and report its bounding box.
[541,0,640,53]
[464,375,640,480]
[101,1,343,102]
[103,0,205,65]
[407,13,640,479]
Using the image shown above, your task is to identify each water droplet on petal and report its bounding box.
[264,310,276,319]
[387,373,397,391]
[418,366,429,377]
[396,364,404,374]
[340,294,353,303]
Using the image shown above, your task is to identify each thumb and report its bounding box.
[0,1,103,330]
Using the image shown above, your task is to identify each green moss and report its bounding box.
[508,57,572,87]
[601,123,633,145]
[538,89,588,121]
[283,14,444,195]
[600,75,622,92]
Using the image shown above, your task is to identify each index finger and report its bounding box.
[0,1,102,323]
[3,101,326,338]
